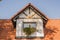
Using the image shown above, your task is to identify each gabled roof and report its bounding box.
[11,3,49,20]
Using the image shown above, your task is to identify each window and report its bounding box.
[16,19,44,38]
[23,22,36,28]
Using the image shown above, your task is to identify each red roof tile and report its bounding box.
[0,19,60,40]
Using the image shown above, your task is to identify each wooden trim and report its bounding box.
[11,3,49,20]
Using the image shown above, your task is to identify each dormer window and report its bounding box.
[11,3,48,38]
[16,19,44,38]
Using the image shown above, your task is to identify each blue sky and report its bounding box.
[0,0,60,19]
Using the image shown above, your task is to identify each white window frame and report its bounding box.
[16,19,44,38]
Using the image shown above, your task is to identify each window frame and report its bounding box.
[16,19,44,38]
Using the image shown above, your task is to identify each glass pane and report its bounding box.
[23,23,29,28]
[30,23,36,28]
[23,22,36,28]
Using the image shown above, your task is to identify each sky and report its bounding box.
[0,0,60,19]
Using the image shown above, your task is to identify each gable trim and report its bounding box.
[11,3,49,20]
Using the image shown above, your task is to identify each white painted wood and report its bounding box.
[19,13,26,18]
[24,8,29,16]
[16,7,44,38]
[16,19,44,38]
[32,14,41,18]
[18,8,41,19]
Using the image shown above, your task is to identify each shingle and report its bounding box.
[0,19,60,40]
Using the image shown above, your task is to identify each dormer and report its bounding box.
[11,3,48,38]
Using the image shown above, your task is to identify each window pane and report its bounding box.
[23,22,36,28]
[23,23,29,28]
